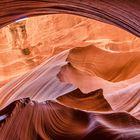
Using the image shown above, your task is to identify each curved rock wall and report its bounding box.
[1,14,140,87]
[0,1,140,140]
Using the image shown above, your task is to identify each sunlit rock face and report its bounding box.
[1,14,140,140]
[0,14,140,87]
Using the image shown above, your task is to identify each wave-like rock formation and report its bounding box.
[1,0,140,140]
[1,14,140,87]
[67,45,140,82]
[0,45,140,139]
[57,88,112,112]
[1,98,140,140]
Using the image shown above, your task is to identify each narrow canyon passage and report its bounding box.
[0,1,140,139]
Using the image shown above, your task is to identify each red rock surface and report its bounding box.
[0,5,140,140]
[1,14,140,87]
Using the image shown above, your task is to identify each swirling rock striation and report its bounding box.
[0,98,140,140]
[0,0,140,139]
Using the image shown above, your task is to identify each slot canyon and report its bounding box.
[0,0,140,140]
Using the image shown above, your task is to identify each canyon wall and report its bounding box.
[0,14,140,87]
